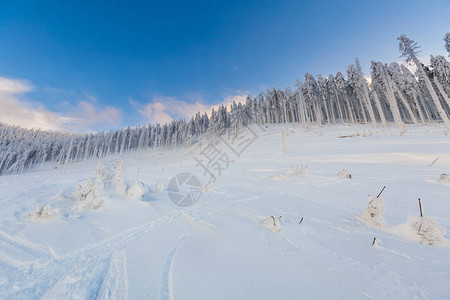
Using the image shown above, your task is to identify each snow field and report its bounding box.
[0,123,449,299]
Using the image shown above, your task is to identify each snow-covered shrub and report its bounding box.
[127,181,148,201]
[155,179,165,192]
[273,164,308,181]
[155,168,165,192]
[300,164,308,176]
[288,164,307,176]
[262,216,281,232]
[112,160,127,196]
[358,195,385,228]
[71,162,115,211]
[281,131,288,154]
[73,179,105,211]
[94,161,114,190]
[287,165,299,176]
[337,169,348,177]
[398,216,447,245]
[115,176,128,196]
[30,205,57,220]
[438,173,448,184]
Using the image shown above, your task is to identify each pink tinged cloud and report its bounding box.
[131,93,249,124]
[0,77,63,130]
[64,101,122,127]
[0,77,122,132]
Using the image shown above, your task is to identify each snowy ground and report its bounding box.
[1,123,450,299]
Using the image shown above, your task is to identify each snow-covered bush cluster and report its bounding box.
[2,35,450,175]
[73,178,106,211]
[398,216,447,245]
[30,205,57,220]
[359,192,447,246]
[72,160,148,212]
[358,195,385,229]
[287,164,307,176]
[72,162,114,211]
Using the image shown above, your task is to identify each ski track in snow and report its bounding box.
[0,229,55,269]
[160,234,187,300]
[0,211,181,299]
[96,249,128,300]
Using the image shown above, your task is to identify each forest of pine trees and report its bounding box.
[1,34,449,175]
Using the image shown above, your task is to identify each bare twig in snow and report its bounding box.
[429,157,439,167]
[419,198,423,217]
[376,186,386,198]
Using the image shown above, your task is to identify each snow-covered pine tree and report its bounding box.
[444,33,450,56]
[387,63,420,125]
[371,61,406,132]
[398,34,450,131]
[430,55,450,111]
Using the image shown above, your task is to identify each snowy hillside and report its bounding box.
[1,123,449,299]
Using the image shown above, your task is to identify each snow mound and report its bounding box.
[269,174,294,181]
[30,205,57,221]
[127,181,148,201]
[358,195,385,228]
[262,216,281,232]
[395,216,447,246]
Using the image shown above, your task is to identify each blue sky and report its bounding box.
[0,0,449,131]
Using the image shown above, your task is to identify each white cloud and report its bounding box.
[0,77,63,130]
[0,77,122,132]
[130,92,249,124]
[63,101,122,131]
[1,76,247,131]
[0,77,34,94]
